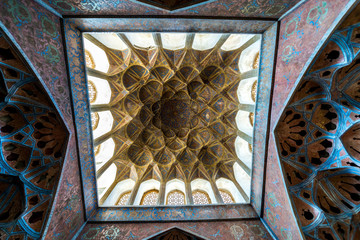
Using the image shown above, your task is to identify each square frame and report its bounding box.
[64,18,278,221]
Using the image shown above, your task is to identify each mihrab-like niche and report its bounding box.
[83,32,261,206]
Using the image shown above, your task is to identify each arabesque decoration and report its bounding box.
[0,30,69,239]
[275,7,360,239]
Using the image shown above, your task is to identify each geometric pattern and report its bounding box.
[64,17,276,235]
[275,6,360,239]
[85,33,260,206]
[0,30,69,238]
[0,0,304,238]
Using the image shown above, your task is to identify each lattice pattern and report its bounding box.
[166,190,185,205]
[91,112,99,130]
[251,80,257,102]
[140,190,159,206]
[249,112,254,126]
[85,50,95,69]
[220,190,234,203]
[117,191,131,205]
[88,81,96,103]
[94,145,100,156]
[253,52,260,69]
[193,190,211,205]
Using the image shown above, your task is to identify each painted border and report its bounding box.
[64,18,277,221]
[64,20,96,218]
[90,204,257,221]
[251,22,278,216]
[0,22,72,238]
[68,18,274,33]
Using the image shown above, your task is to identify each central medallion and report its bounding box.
[160,99,191,129]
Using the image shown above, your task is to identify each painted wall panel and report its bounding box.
[0,0,85,239]
[263,0,357,239]
[77,220,272,239]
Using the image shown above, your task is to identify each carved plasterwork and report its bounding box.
[274,6,360,239]
[84,32,261,206]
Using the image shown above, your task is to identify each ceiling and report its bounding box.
[84,32,260,206]
[1,0,360,239]
[274,4,360,240]
[0,30,69,239]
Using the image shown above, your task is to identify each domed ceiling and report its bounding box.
[83,32,261,206]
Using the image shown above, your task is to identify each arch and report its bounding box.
[234,136,252,169]
[85,50,96,69]
[219,189,235,203]
[88,80,97,103]
[236,110,254,137]
[216,178,244,203]
[192,190,211,205]
[192,33,222,50]
[96,163,117,200]
[102,179,135,206]
[238,39,261,73]
[221,34,255,51]
[88,76,111,105]
[140,189,159,206]
[83,38,109,73]
[92,110,114,139]
[94,138,115,171]
[117,191,131,205]
[161,33,186,50]
[166,190,186,205]
[190,178,216,204]
[90,33,128,51]
[91,112,99,130]
[237,77,257,104]
[125,33,156,49]
[165,179,187,203]
[134,179,161,205]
